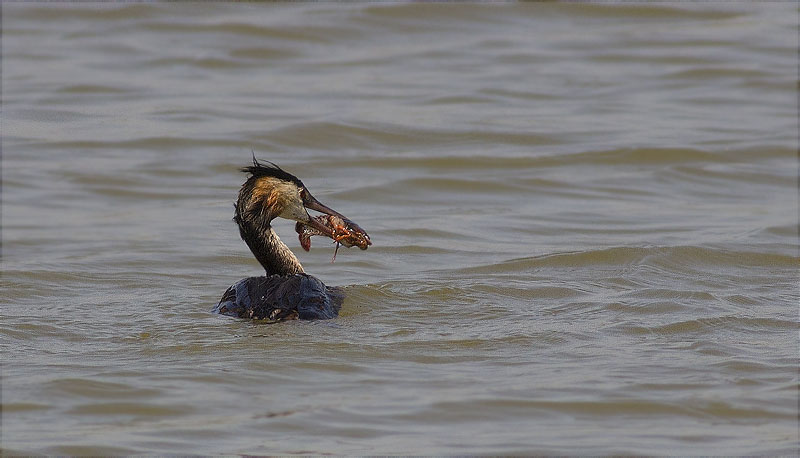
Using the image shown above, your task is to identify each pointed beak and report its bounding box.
[299,191,371,252]
[303,192,368,237]
[304,193,344,221]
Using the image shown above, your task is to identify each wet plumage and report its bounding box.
[214,158,370,321]
[213,274,344,321]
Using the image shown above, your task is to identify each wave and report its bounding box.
[283,144,795,168]
[456,245,798,275]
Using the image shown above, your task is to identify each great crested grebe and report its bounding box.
[214,158,370,321]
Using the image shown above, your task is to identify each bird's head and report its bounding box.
[235,158,369,245]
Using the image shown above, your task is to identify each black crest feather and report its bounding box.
[242,155,304,188]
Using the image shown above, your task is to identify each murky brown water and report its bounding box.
[2,3,798,455]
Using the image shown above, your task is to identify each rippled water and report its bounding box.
[2,3,798,455]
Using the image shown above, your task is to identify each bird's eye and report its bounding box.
[300,188,307,200]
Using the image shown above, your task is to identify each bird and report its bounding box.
[213,158,370,321]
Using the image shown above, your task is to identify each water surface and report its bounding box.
[2,3,798,455]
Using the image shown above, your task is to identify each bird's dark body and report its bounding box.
[214,274,344,321]
[213,159,367,322]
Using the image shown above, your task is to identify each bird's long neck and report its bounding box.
[239,221,304,276]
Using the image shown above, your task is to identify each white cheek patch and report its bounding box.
[270,180,309,223]
[280,202,309,222]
